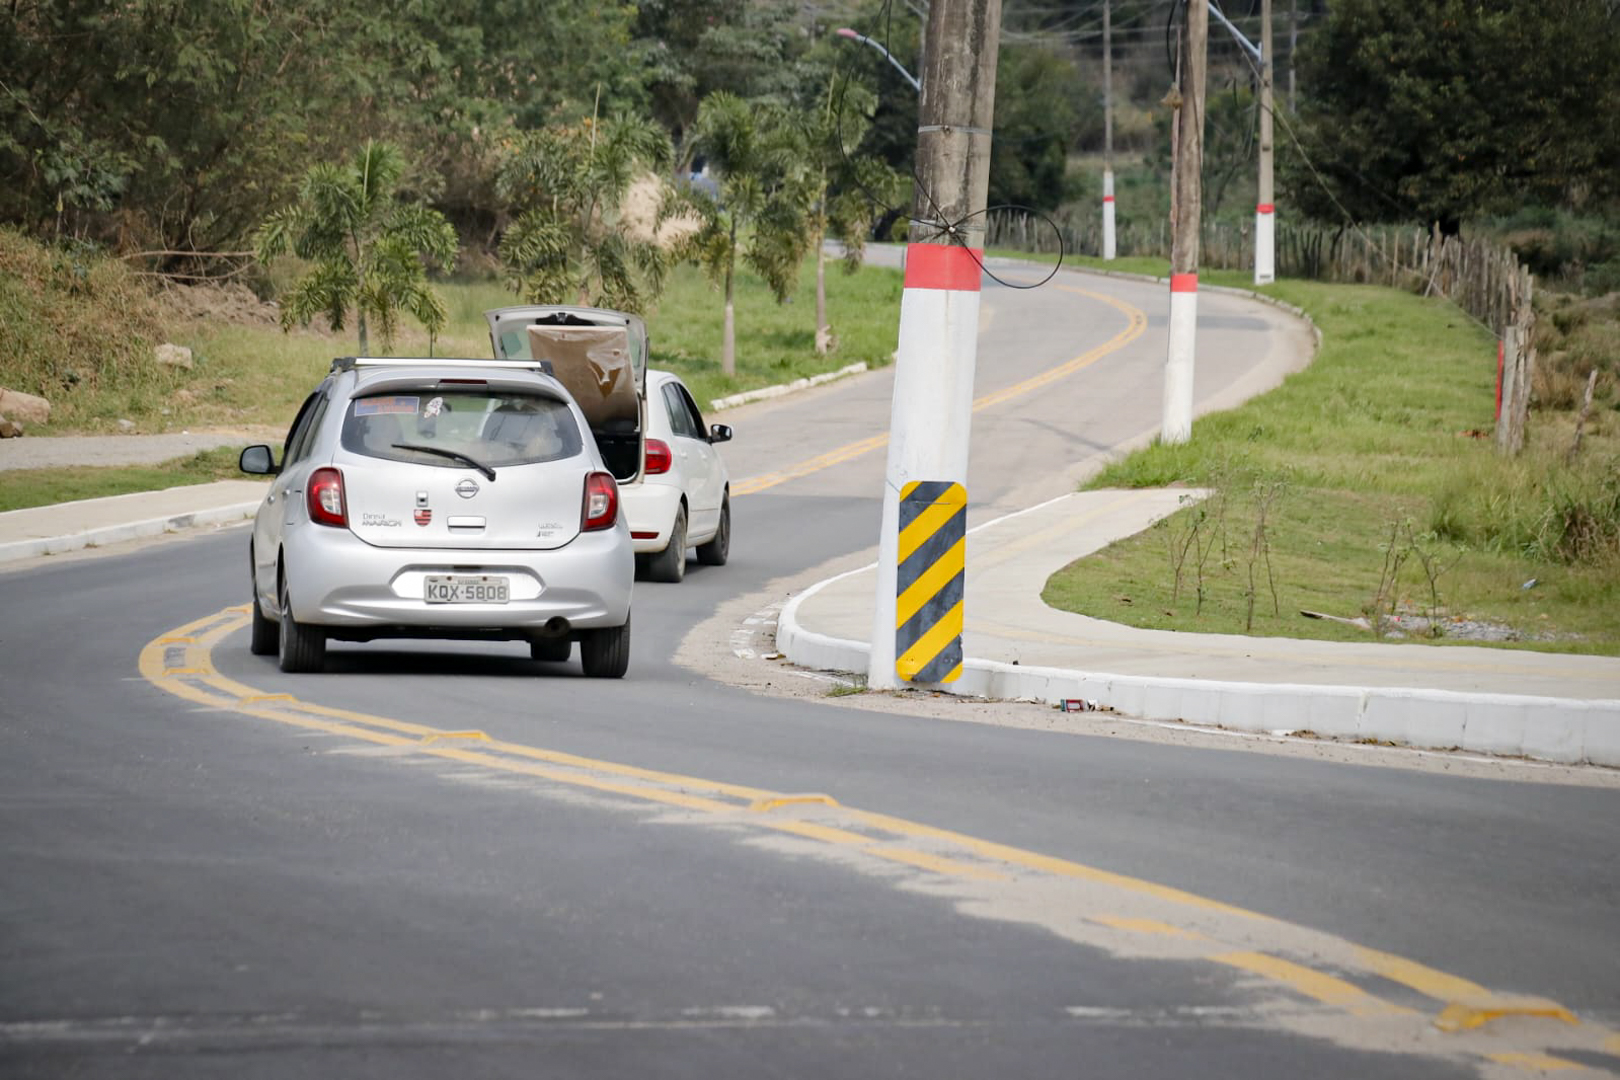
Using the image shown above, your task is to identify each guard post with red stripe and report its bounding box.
[868,243,984,689]
[1164,272,1198,443]
[867,0,1001,691]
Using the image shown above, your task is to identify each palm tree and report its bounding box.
[804,78,905,353]
[686,92,817,377]
[496,112,674,313]
[255,141,457,356]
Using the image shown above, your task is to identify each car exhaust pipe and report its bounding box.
[543,616,571,637]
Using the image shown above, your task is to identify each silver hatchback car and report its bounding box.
[238,356,634,677]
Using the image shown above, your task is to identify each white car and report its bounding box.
[237,355,635,677]
[485,306,731,584]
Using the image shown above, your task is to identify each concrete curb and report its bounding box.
[777,573,1620,767]
[0,500,260,565]
[709,363,869,412]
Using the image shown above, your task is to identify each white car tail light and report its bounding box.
[582,471,618,531]
[645,438,673,476]
[307,467,347,527]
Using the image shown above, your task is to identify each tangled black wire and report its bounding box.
[830,0,1065,291]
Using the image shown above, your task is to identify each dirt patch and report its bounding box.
[156,280,280,328]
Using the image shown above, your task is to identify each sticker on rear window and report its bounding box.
[354,396,419,416]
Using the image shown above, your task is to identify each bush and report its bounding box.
[0,228,176,428]
[1431,448,1620,565]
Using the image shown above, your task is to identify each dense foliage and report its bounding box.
[1285,0,1620,232]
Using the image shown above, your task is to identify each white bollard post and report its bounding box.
[868,244,981,690]
[1102,170,1117,261]
[1163,272,1197,443]
[1254,202,1275,285]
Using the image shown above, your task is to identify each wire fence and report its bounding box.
[985,209,1537,454]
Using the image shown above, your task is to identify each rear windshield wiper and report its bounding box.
[391,443,496,481]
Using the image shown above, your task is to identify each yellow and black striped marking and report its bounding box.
[896,480,966,684]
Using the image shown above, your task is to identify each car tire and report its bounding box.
[277,574,326,674]
[580,615,630,679]
[530,637,571,663]
[696,494,730,567]
[249,586,278,656]
[643,505,686,583]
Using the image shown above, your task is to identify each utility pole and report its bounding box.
[1164,0,1206,445]
[868,0,1002,691]
[1102,0,1116,260]
[1254,0,1275,285]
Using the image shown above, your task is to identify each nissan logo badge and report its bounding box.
[455,478,480,499]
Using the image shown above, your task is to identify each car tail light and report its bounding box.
[644,438,673,476]
[307,467,347,528]
[582,471,618,531]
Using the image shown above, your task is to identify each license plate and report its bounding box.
[424,575,509,604]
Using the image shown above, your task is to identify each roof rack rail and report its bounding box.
[328,356,551,374]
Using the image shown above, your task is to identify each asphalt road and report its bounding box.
[3,263,1616,1079]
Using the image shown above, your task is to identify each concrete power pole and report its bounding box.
[867,0,1002,691]
[1163,0,1206,445]
[1254,0,1276,285]
[1102,0,1117,260]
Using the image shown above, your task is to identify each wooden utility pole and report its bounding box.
[1163,0,1207,444]
[1255,0,1276,285]
[868,0,1002,690]
[1102,0,1116,259]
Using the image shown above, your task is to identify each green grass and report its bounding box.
[647,257,902,410]
[4,245,901,506]
[0,446,248,513]
[1043,273,1620,655]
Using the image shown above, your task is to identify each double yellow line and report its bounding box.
[139,606,1606,1073]
[733,281,1149,497]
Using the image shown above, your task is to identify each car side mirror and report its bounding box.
[239,444,280,475]
[708,424,732,444]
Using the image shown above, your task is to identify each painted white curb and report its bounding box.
[777,591,1620,767]
[710,363,869,412]
[0,501,260,565]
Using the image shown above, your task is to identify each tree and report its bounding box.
[987,44,1087,213]
[255,141,457,356]
[496,112,675,313]
[803,78,906,353]
[685,93,817,376]
[1285,0,1620,231]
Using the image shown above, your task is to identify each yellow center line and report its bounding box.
[1089,915,1207,939]
[730,283,1149,498]
[1210,951,1414,1018]
[137,608,1608,1062]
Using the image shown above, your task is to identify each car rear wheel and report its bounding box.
[530,637,571,663]
[580,615,630,678]
[643,505,686,583]
[278,575,326,673]
[696,494,730,567]
[249,554,277,656]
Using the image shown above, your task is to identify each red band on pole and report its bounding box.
[1170,273,1198,293]
[1102,195,1116,203]
[903,244,984,292]
[1256,203,1276,214]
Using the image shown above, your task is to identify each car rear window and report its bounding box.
[341,390,583,468]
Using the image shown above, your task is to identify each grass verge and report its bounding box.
[0,447,248,513]
[1042,273,1620,655]
[4,243,900,507]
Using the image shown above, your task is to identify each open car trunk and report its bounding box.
[485,306,647,483]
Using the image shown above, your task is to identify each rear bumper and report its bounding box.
[280,521,633,633]
[621,481,683,553]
